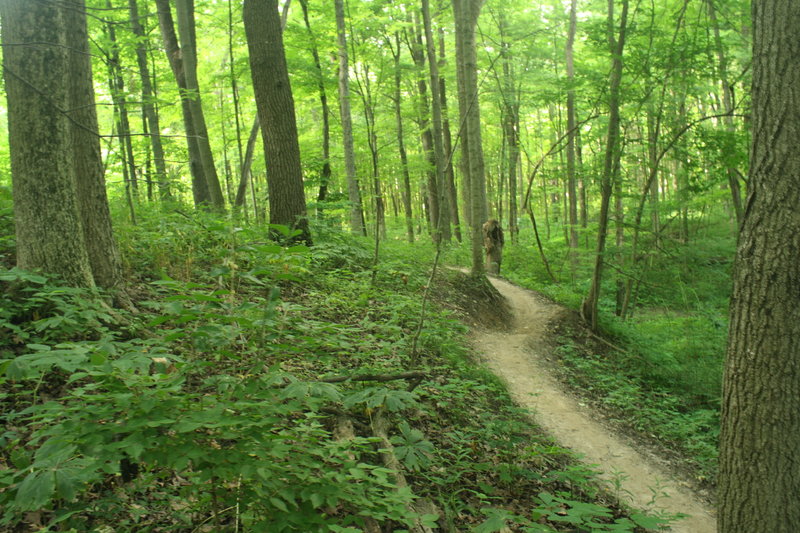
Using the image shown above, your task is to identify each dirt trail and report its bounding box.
[472,276,716,533]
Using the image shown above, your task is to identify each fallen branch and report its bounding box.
[321,371,426,384]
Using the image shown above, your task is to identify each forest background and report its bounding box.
[0,0,765,531]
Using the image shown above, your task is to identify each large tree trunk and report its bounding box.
[243,0,311,244]
[154,0,210,206]
[718,1,800,531]
[581,0,628,332]
[1,0,122,290]
[68,0,123,290]
[335,0,365,235]
[174,0,226,210]
[128,0,171,200]
[453,0,488,275]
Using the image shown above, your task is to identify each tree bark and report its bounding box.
[298,0,332,210]
[335,0,365,235]
[174,0,226,210]
[453,0,488,275]
[707,0,744,227]
[154,0,210,206]
[129,0,171,200]
[2,0,121,291]
[581,0,628,332]
[422,0,451,243]
[565,0,579,256]
[389,34,415,243]
[243,0,311,244]
[438,27,461,242]
[718,1,800,531]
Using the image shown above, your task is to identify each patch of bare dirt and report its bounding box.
[472,276,716,533]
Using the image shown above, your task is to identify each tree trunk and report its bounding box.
[243,0,311,244]
[565,0,579,257]
[390,34,415,243]
[581,0,629,332]
[174,0,225,210]
[422,0,451,243]
[129,0,171,200]
[707,0,744,227]
[1,0,121,290]
[335,0,365,235]
[438,27,462,242]
[298,0,332,210]
[409,11,440,241]
[453,0,488,275]
[154,0,210,206]
[718,1,800,531]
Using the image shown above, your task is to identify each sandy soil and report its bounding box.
[471,276,716,533]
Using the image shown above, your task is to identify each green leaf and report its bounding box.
[15,470,55,511]
[269,496,288,512]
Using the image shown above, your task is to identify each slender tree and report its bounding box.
[581,0,629,331]
[174,0,226,209]
[335,0,365,235]
[154,0,210,206]
[565,0,579,257]
[718,1,800,531]
[243,0,311,244]
[128,0,171,200]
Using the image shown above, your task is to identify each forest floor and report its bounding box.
[469,275,717,533]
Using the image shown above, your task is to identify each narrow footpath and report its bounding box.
[471,276,716,533]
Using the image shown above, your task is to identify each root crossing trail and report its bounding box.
[472,277,716,533]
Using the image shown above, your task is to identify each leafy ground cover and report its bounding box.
[1,210,666,532]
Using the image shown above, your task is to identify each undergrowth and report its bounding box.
[0,208,667,532]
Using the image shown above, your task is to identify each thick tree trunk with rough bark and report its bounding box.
[68,0,123,290]
[2,0,121,291]
[243,0,311,244]
[335,0,365,235]
[718,1,800,531]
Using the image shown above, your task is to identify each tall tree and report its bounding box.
[128,0,171,200]
[243,0,312,244]
[422,0,451,242]
[707,0,744,226]
[565,0,579,257]
[581,0,629,331]
[718,1,800,531]
[388,32,415,243]
[453,0,488,274]
[154,0,210,206]
[298,0,333,209]
[335,0,366,235]
[174,0,226,209]
[1,0,121,290]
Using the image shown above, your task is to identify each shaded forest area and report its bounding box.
[1,0,798,532]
